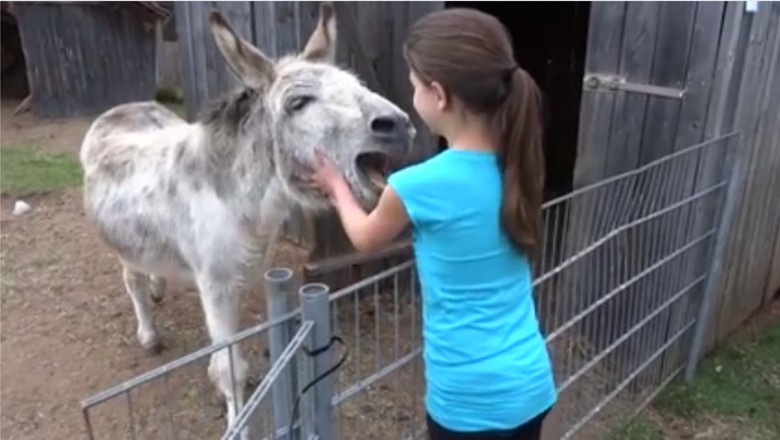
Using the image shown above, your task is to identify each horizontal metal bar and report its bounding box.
[556,274,705,394]
[561,322,695,440]
[546,229,714,342]
[584,74,686,99]
[222,320,315,440]
[329,260,415,302]
[535,184,724,288]
[542,131,737,210]
[332,347,422,405]
[81,307,302,409]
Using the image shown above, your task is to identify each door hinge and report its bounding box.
[583,74,686,99]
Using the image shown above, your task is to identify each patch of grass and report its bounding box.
[607,416,664,440]
[1,145,83,196]
[155,86,184,103]
[653,321,780,437]
[155,86,188,119]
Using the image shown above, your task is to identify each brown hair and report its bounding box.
[403,8,545,257]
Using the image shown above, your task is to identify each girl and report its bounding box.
[306,8,557,440]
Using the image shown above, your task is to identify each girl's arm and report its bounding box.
[309,149,410,253]
[329,179,409,253]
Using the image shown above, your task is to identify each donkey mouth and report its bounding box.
[356,152,391,190]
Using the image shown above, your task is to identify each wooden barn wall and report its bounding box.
[563,1,730,378]
[174,1,441,270]
[13,2,158,118]
[570,1,780,363]
[702,1,780,352]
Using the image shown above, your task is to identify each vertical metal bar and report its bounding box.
[266,267,296,439]
[353,289,361,383]
[685,135,742,382]
[410,268,420,436]
[373,281,381,371]
[393,273,400,363]
[126,390,137,440]
[300,282,336,440]
[82,407,95,440]
[164,374,176,440]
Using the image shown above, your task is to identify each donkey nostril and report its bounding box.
[370,117,397,134]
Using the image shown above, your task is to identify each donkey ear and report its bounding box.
[301,2,337,63]
[209,11,275,88]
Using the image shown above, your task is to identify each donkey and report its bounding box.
[79,2,415,434]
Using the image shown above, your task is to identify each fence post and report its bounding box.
[265,267,297,439]
[685,135,744,383]
[299,282,336,440]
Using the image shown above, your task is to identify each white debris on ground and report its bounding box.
[12,200,32,216]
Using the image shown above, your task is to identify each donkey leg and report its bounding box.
[149,275,167,304]
[122,265,161,353]
[196,275,249,437]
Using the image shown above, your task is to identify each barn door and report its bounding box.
[574,1,727,186]
[560,0,731,405]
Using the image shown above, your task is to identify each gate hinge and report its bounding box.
[583,74,686,99]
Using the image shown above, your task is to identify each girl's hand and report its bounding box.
[308,148,349,204]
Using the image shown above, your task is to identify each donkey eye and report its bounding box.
[288,96,315,113]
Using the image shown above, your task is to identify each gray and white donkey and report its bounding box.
[79,2,415,433]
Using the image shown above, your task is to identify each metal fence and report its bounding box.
[80,131,738,440]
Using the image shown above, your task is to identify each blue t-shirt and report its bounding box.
[387,148,557,432]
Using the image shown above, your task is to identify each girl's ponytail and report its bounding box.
[492,67,545,258]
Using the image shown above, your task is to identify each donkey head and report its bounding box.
[209,2,416,209]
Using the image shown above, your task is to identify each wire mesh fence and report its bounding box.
[80,132,737,439]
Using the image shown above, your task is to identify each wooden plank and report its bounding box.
[739,5,780,313]
[626,3,696,373]
[689,2,746,353]
[251,1,277,56]
[659,0,726,382]
[602,2,661,176]
[725,4,778,330]
[215,1,252,93]
[274,1,299,56]
[332,2,387,96]
[572,1,662,379]
[188,2,209,115]
[714,3,775,344]
[638,2,697,163]
[174,2,196,119]
[762,48,780,306]
[562,0,627,325]
[14,2,157,117]
[571,2,628,188]
[304,240,412,278]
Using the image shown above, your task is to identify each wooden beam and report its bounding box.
[304,239,412,278]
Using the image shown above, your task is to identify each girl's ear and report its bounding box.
[430,81,449,111]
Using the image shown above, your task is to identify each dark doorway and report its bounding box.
[1,9,30,100]
[441,1,591,201]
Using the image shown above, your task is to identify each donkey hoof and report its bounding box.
[150,291,164,304]
[138,330,162,355]
[142,340,164,356]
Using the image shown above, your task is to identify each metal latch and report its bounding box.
[583,74,686,99]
